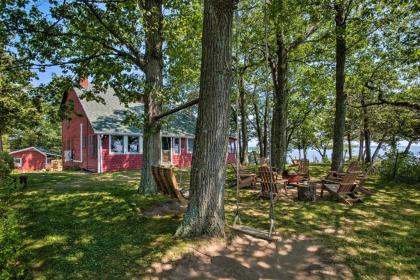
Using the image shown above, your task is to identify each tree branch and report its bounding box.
[82,0,146,69]
[360,83,420,111]
[153,98,199,122]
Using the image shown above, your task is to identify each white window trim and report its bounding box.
[186,138,194,154]
[109,135,126,154]
[173,137,181,155]
[127,136,142,154]
[109,135,143,155]
[97,134,103,174]
[14,158,22,167]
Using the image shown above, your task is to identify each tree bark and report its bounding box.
[175,0,235,238]
[0,134,3,152]
[361,94,371,163]
[270,32,288,172]
[404,140,413,154]
[358,131,364,162]
[347,132,352,160]
[263,94,269,158]
[253,101,264,158]
[138,0,163,195]
[372,136,385,162]
[331,3,347,171]
[239,73,249,165]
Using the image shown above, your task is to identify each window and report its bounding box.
[187,138,194,153]
[173,138,181,155]
[14,158,22,167]
[127,136,140,154]
[228,141,235,153]
[89,135,97,157]
[110,135,124,154]
[109,135,142,154]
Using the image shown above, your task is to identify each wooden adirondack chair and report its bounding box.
[151,165,187,205]
[259,165,288,199]
[229,164,257,189]
[330,161,373,195]
[297,160,310,181]
[321,172,362,205]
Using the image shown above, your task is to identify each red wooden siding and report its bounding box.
[62,90,98,172]
[170,138,193,168]
[11,150,46,172]
[101,135,143,172]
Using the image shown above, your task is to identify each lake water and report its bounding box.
[249,145,420,163]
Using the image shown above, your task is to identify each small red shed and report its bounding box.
[9,147,60,172]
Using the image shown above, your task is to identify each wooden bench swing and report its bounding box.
[229,0,281,242]
[151,165,187,205]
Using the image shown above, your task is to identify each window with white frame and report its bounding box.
[110,135,142,154]
[14,158,22,167]
[127,136,140,153]
[228,141,235,153]
[187,138,194,153]
[173,138,181,155]
[110,135,125,154]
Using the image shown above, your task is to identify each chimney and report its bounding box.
[79,77,89,89]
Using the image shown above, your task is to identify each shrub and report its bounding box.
[0,152,14,178]
[0,207,26,279]
[378,152,420,184]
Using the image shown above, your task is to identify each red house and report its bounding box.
[61,82,237,173]
[9,147,60,172]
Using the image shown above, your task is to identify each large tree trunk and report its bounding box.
[331,3,347,172]
[361,95,371,163]
[138,0,163,195]
[358,130,364,162]
[270,33,288,172]
[239,74,249,165]
[175,0,235,238]
[253,101,264,158]
[347,132,352,160]
[263,94,269,158]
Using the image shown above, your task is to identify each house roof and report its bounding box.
[73,86,196,137]
[9,147,61,157]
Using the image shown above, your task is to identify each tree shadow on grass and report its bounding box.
[225,176,420,279]
[12,171,187,279]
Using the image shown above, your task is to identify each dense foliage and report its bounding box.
[0,152,13,179]
[379,152,420,184]
[0,152,26,279]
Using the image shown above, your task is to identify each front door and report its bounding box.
[161,137,171,163]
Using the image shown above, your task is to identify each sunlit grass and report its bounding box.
[5,165,419,279]
[225,163,420,279]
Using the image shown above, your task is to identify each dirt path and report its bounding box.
[144,233,353,280]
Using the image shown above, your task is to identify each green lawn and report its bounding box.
[5,166,420,279]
